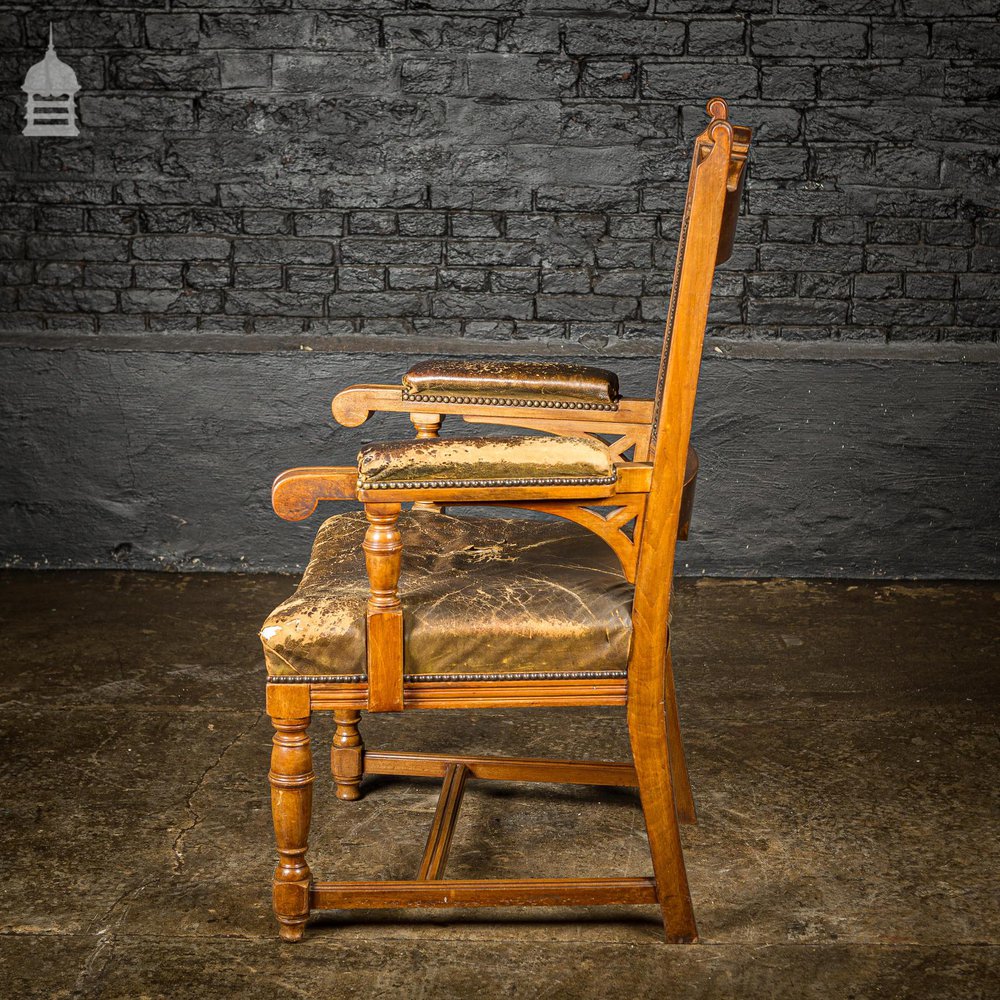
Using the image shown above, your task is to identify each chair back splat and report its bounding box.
[261,97,753,945]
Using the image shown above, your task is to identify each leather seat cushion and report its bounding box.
[357,434,615,489]
[260,511,633,678]
[402,359,620,407]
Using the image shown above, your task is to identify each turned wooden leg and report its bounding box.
[410,412,444,513]
[363,502,405,713]
[663,645,697,825]
[628,672,698,944]
[267,684,314,942]
[332,710,365,801]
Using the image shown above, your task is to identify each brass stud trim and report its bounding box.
[267,670,627,684]
[401,392,619,412]
[408,671,628,682]
[357,474,618,491]
[269,674,366,684]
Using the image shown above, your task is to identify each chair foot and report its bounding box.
[332,710,364,801]
[665,930,698,945]
[278,919,307,943]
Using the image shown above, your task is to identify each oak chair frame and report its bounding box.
[265,98,751,944]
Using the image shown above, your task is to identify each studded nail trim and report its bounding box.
[401,392,619,412]
[267,670,627,684]
[357,474,618,491]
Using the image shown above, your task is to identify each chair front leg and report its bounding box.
[332,710,365,801]
[267,684,314,942]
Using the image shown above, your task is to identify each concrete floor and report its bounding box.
[0,572,997,999]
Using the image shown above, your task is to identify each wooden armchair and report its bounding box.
[262,98,752,943]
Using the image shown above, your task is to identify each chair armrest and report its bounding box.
[332,384,654,428]
[403,359,620,408]
[355,434,645,503]
[271,466,357,522]
[357,461,652,503]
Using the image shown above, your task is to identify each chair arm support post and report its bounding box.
[363,502,405,712]
[410,412,446,513]
[410,412,444,438]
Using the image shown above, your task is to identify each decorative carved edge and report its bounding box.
[650,168,694,449]
[650,95,741,450]
[272,466,357,522]
[462,415,651,463]
[402,392,619,411]
[500,494,646,583]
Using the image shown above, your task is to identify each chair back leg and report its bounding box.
[628,679,698,943]
[663,646,697,824]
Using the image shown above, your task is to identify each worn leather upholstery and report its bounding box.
[260,511,633,678]
[357,434,615,489]
[402,359,620,408]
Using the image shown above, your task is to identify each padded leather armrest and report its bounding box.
[402,360,620,410]
[357,434,616,491]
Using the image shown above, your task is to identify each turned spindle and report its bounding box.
[267,685,314,942]
[410,413,444,512]
[332,710,365,801]
[363,503,404,712]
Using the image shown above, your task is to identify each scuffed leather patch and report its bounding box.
[402,359,620,406]
[357,434,614,485]
[260,511,633,678]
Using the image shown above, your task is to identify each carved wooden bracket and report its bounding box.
[498,494,647,583]
[461,415,652,462]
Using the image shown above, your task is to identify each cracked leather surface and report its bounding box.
[260,510,633,677]
[357,434,615,485]
[402,359,620,404]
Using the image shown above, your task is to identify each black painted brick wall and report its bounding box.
[1,1,998,350]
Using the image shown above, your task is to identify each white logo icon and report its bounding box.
[23,24,80,137]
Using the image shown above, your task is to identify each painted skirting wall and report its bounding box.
[2,342,996,578]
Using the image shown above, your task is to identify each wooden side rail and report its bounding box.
[310,877,658,910]
[417,763,470,880]
[366,750,638,788]
[308,676,628,711]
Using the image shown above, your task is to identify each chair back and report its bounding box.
[631,99,752,665]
